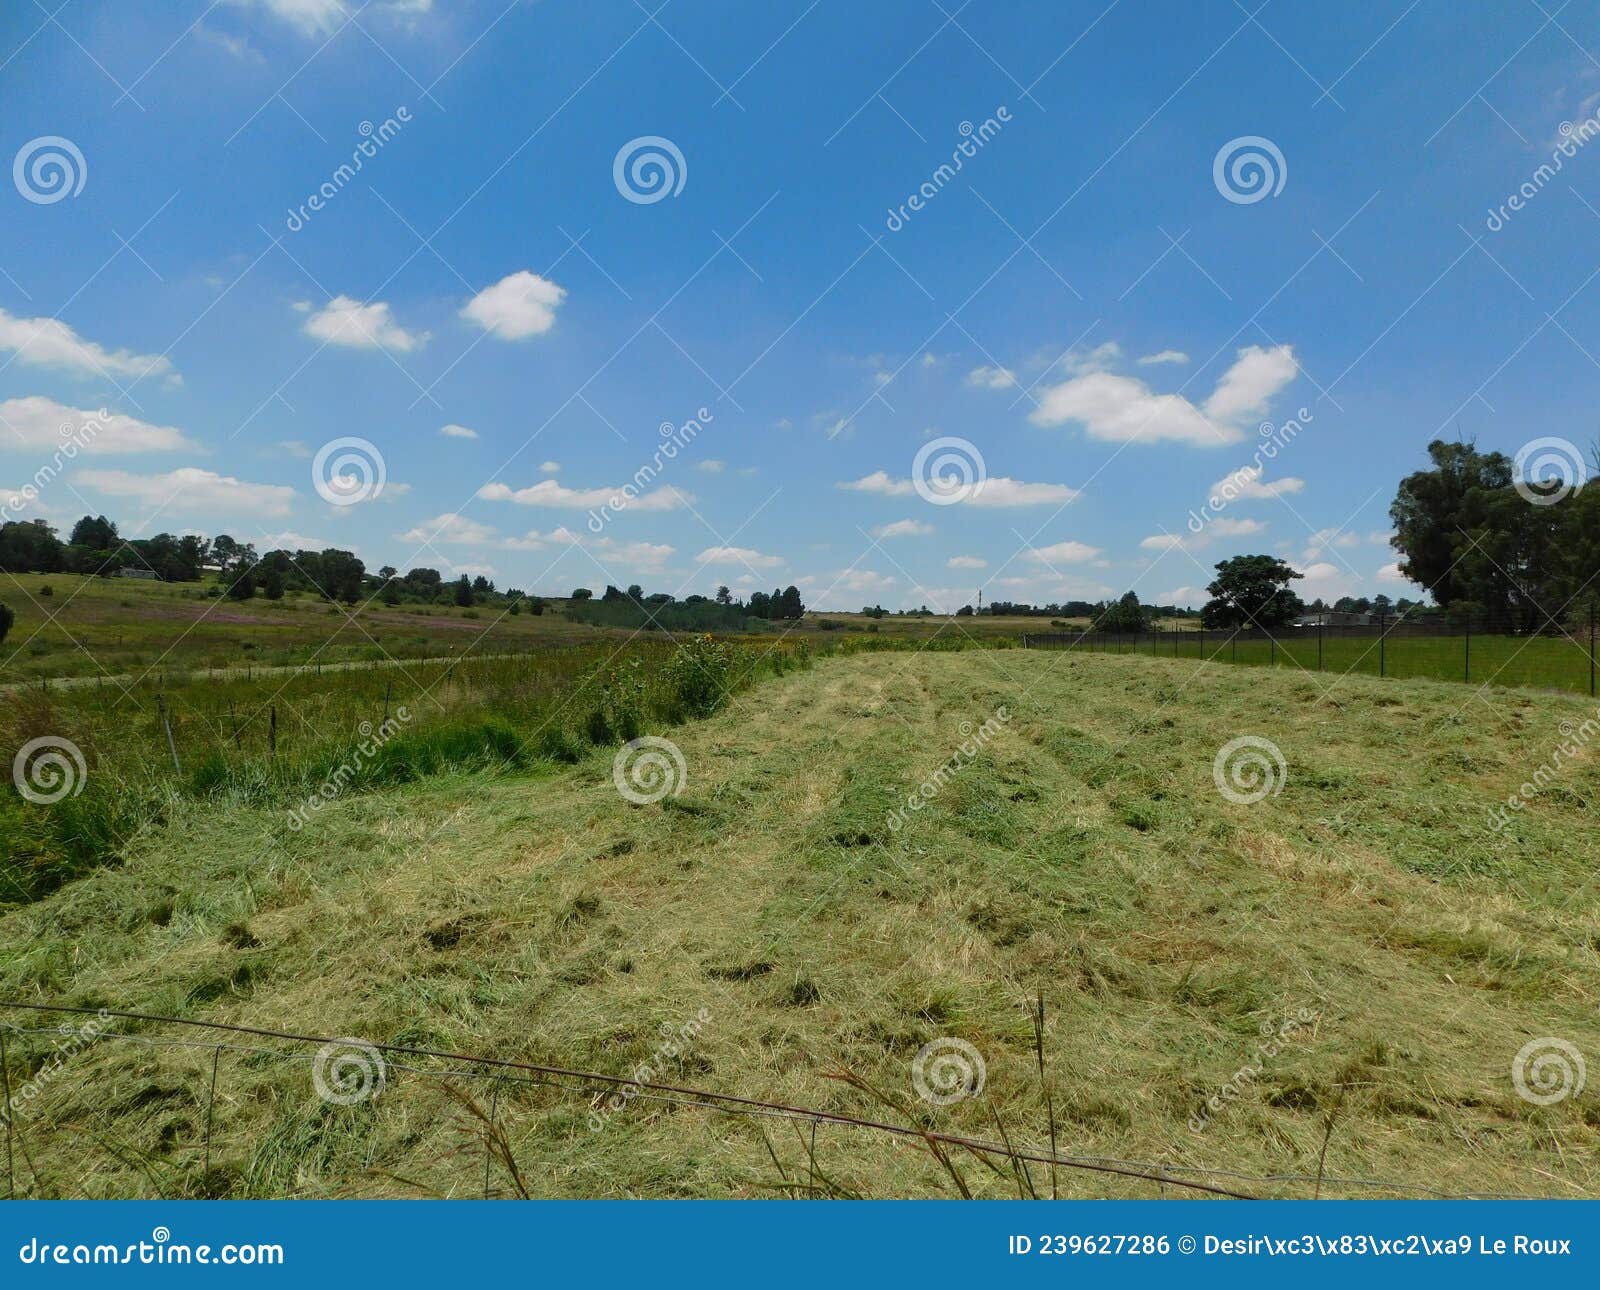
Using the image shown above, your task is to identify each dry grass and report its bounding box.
[2,648,1597,1198]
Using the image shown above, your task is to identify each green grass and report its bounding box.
[0,573,614,682]
[1032,629,1598,696]
[1,648,1596,1198]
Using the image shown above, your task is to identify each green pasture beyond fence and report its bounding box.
[1022,614,1600,697]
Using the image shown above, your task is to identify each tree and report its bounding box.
[748,591,772,618]
[571,587,593,600]
[454,575,474,607]
[0,600,12,646]
[378,565,397,581]
[1200,555,1304,629]
[312,548,365,602]
[715,585,732,605]
[262,568,285,600]
[1095,591,1147,633]
[69,515,118,550]
[1390,440,1510,608]
[626,583,643,602]
[778,585,804,619]
[226,565,257,599]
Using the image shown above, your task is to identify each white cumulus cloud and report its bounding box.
[1030,344,1298,446]
[439,423,478,440]
[872,518,933,538]
[77,467,295,517]
[477,479,691,512]
[695,546,784,569]
[0,309,176,383]
[303,296,427,352]
[0,397,196,454]
[837,472,1077,507]
[460,271,566,340]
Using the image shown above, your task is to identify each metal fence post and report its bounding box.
[1580,604,1593,697]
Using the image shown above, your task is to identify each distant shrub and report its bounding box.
[39,584,53,597]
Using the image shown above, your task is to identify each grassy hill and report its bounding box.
[2,648,1596,1198]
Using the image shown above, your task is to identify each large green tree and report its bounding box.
[1200,555,1304,628]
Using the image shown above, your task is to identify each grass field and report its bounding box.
[2,647,1596,1199]
[0,574,613,683]
[1029,629,1600,697]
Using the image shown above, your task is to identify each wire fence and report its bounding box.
[1022,609,1600,697]
[0,1002,1557,1202]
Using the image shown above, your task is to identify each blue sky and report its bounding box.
[3,0,1598,610]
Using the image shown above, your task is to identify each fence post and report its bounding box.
[1379,610,1387,678]
[158,695,182,774]
[203,1046,220,1179]
[2,1027,13,1198]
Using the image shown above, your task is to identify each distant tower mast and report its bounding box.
[977,587,983,613]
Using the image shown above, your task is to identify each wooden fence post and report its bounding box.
[158,696,181,774]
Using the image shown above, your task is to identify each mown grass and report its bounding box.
[1,648,1595,1199]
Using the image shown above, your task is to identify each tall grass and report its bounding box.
[0,634,814,904]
